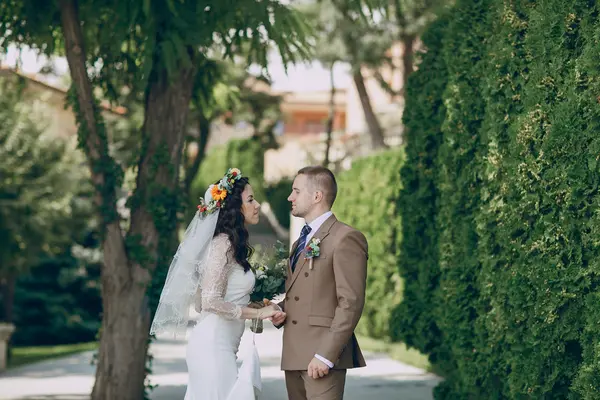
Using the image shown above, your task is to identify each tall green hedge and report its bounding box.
[334,150,404,339]
[397,0,600,398]
[391,13,448,370]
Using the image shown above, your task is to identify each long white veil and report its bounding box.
[150,187,219,338]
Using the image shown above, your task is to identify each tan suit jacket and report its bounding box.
[278,214,368,371]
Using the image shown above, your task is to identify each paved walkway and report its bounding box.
[0,323,440,400]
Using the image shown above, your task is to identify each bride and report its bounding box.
[150,168,283,399]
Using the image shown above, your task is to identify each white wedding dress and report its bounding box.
[184,234,260,400]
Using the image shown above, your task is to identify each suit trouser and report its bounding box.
[284,369,347,400]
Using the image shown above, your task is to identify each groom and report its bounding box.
[272,166,368,400]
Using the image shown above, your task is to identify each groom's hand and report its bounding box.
[307,357,330,379]
[271,311,286,326]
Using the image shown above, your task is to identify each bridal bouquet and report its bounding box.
[250,241,288,332]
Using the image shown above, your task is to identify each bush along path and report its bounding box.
[396,0,600,398]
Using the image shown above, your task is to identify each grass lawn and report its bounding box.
[8,342,98,369]
[356,335,432,372]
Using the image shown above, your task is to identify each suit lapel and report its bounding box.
[287,214,337,291]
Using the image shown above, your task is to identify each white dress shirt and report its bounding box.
[306,211,333,243]
[304,211,335,368]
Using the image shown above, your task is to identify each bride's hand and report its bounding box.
[248,298,271,309]
[257,305,279,320]
[248,301,265,309]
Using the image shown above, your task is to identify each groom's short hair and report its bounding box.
[297,166,338,207]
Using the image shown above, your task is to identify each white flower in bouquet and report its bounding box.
[256,268,267,280]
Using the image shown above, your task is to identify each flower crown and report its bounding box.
[197,168,243,217]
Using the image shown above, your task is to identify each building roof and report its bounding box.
[276,89,347,114]
[0,67,127,116]
[278,89,347,106]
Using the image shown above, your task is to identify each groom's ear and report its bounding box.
[314,190,324,204]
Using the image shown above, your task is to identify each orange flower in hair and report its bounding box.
[211,185,227,201]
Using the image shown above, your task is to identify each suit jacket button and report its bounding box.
[292,320,298,325]
[304,272,309,277]
[294,296,299,301]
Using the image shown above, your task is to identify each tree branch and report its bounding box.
[373,70,401,97]
[58,0,129,293]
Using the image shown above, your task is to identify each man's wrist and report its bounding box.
[314,354,334,369]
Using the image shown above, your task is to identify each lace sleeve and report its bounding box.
[200,234,243,320]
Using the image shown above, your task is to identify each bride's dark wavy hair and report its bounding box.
[213,176,253,272]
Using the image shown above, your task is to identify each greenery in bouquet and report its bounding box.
[250,241,288,303]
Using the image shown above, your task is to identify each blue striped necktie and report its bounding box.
[291,224,312,272]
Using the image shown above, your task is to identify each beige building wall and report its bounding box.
[264,140,309,184]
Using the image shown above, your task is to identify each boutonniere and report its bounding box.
[305,238,321,270]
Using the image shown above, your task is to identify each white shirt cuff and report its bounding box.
[315,354,334,368]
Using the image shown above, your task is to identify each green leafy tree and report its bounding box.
[12,239,102,347]
[0,1,311,398]
[302,0,394,149]
[0,77,88,324]
[183,58,241,197]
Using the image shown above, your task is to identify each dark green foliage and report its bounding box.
[226,138,266,202]
[191,138,264,200]
[0,75,101,347]
[391,13,448,366]
[0,77,81,278]
[12,249,102,346]
[265,178,293,229]
[0,76,93,320]
[396,0,600,398]
[190,145,229,206]
[190,137,265,200]
[334,150,404,339]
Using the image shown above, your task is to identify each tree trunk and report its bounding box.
[58,2,144,399]
[401,34,416,95]
[92,61,196,399]
[184,112,211,194]
[60,1,196,398]
[323,63,336,167]
[352,69,387,150]
[60,3,142,398]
